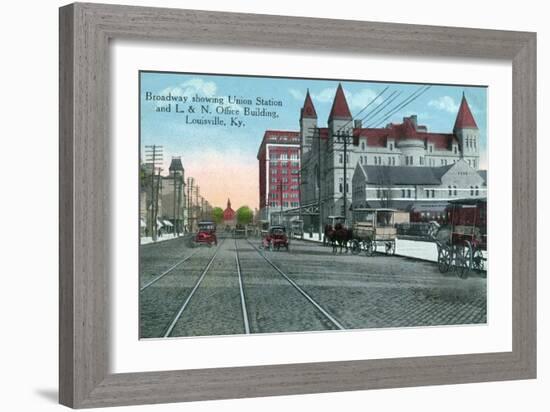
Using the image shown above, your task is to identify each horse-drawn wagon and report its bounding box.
[430,198,487,278]
[350,208,397,256]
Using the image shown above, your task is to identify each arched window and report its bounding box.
[453,185,457,196]
[470,186,474,196]
[448,185,452,196]
[475,186,479,196]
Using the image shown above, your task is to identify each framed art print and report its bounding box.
[59,3,536,408]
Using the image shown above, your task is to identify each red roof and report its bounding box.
[353,117,457,150]
[453,94,478,130]
[328,83,352,120]
[300,90,317,119]
[223,199,235,221]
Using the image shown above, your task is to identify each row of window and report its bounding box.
[269,192,300,199]
[270,160,300,167]
[270,185,300,191]
[465,136,477,150]
[271,168,300,175]
[270,152,299,160]
[271,177,299,184]
[359,142,394,151]
[268,201,299,207]
[367,186,483,199]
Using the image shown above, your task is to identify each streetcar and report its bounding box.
[194,221,217,246]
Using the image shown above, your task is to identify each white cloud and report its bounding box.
[288,86,377,112]
[288,88,304,100]
[347,88,377,110]
[313,87,337,103]
[181,78,217,96]
[428,96,459,113]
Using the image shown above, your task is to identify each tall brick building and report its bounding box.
[257,130,301,223]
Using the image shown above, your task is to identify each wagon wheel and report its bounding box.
[455,243,472,279]
[364,240,375,256]
[437,244,451,273]
[472,247,484,271]
[385,240,396,256]
[350,239,361,255]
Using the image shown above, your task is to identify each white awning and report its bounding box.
[140,219,146,228]
[163,220,173,227]
[156,219,164,229]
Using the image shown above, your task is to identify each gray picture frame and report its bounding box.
[59,2,536,408]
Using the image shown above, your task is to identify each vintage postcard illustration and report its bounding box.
[139,71,487,339]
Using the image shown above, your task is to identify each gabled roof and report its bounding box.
[361,163,461,186]
[300,89,317,119]
[454,94,478,130]
[328,83,352,121]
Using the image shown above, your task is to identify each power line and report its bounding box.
[367,85,432,128]
[360,91,402,123]
[334,86,389,134]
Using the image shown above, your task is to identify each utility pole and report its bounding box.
[195,186,200,225]
[317,127,323,241]
[279,181,283,225]
[144,145,163,241]
[154,167,162,239]
[187,177,194,232]
[343,131,348,223]
[172,170,177,237]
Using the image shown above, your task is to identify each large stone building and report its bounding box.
[299,84,485,225]
[351,160,486,216]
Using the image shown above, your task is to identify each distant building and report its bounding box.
[222,198,237,228]
[159,157,187,234]
[257,130,301,223]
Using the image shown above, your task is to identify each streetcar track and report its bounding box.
[234,238,251,334]
[244,238,346,331]
[140,250,199,292]
[162,240,224,338]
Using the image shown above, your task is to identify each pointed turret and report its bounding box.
[168,156,184,173]
[300,89,317,119]
[328,83,352,121]
[300,89,318,155]
[453,93,480,170]
[453,93,478,131]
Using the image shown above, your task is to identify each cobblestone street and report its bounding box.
[140,235,486,338]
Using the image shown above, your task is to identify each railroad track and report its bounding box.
[234,238,251,334]
[244,238,346,331]
[162,239,225,337]
[140,250,199,292]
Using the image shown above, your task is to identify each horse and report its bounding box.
[327,223,353,254]
[427,220,451,246]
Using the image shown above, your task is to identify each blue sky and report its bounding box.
[140,71,487,209]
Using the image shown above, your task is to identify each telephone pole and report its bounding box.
[144,145,163,241]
